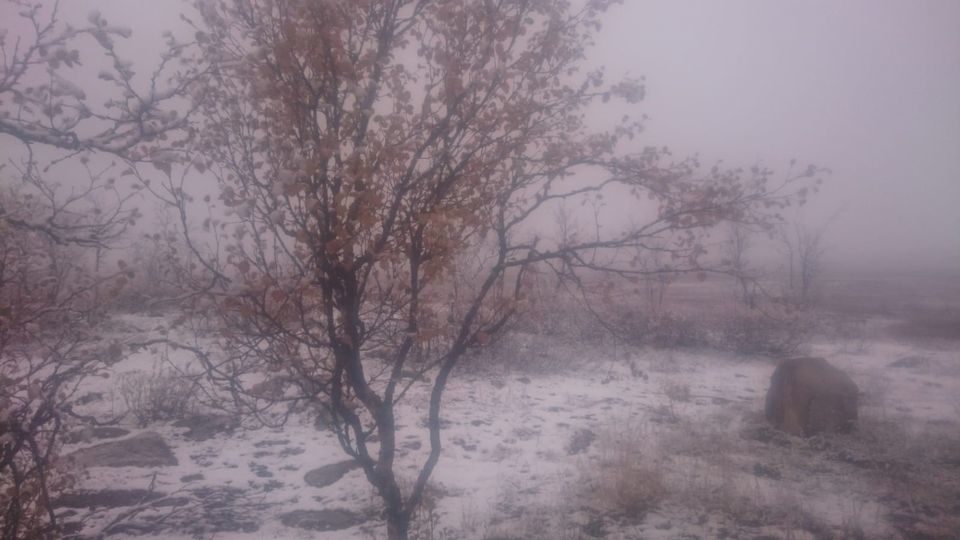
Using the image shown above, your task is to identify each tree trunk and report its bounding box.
[385,509,410,540]
[739,277,755,308]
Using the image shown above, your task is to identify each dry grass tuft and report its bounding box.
[578,419,668,518]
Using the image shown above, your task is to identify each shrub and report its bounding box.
[713,310,811,357]
[616,311,710,349]
[580,420,667,517]
[886,309,960,342]
[613,307,812,357]
[593,459,667,516]
[118,367,198,427]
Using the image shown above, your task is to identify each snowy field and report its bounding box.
[57,276,960,540]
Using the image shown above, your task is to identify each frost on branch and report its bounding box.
[0,0,202,156]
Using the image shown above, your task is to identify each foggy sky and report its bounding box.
[593,0,960,272]
[19,0,960,273]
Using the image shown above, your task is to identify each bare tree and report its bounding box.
[152,2,818,538]
[631,239,675,314]
[725,221,759,308]
[0,2,198,536]
[779,219,829,308]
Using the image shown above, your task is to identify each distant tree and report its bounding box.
[158,1,819,538]
[779,218,830,308]
[725,221,759,308]
[0,2,196,536]
[632,239,675,314]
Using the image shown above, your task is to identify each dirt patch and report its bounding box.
[63,426,130,444]
[888,355,932,368]
[54,489,165,509]
[886,314,960,342]
[739,423,794,448]
[254,438,290,448]
[279,509,365,532]
[184,486,261,535]
[567,428,596,455]
[174,414,238,441]
[67,431,177,468]
[72,392,104,406]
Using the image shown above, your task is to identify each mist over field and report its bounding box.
[1,1,958,539]
[597,1,960,273]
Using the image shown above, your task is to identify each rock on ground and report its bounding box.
[304,460,359,488]
[764,357,858,437]
[53,489,165,508]
[68,431,178,467]
[174,414,238,441]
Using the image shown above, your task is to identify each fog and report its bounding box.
[592,0,960,272]
[5,3,960,538]
[16,0,960,273]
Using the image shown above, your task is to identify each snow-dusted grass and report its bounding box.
[57,299,960,538]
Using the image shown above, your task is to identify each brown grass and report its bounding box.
[886,311,960,342]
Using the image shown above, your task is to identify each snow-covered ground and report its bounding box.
[60,310,960,539]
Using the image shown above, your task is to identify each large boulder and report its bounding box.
[764,357,858,437]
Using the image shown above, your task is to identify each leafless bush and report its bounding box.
[777,218,831,308]
[608,303,811,357]
[0,1,198,535]
[819,313,872,354]
[665,438,832,537]
[108,210,198,315]
[590,459,667,517]
[513,282,610,346]
[834,416,960,537]
[615,310,710,349]
[469,329,599,376]
[0,179,128,539]
[118,367,198,427]
[403,481,455,540]
[713,309,812,357]
[661,381,692,421]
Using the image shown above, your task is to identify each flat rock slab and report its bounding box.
[54,489,165,509]
[68,431,178,467]
[279,509,364,532]
[889,356,931,369]
[64,426,130,444]
[174,414,238,441]
[304,460,359,488]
